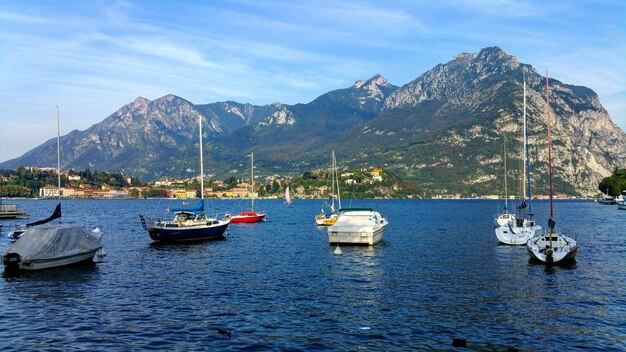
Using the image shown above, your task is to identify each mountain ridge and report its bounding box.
[2,47,624,197]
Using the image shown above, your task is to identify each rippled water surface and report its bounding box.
[1,199,625,351]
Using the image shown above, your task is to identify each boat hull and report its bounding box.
[495,224,541,245]
[328,222,386,245]
[149,221,229,242]
[8,250,100,271]
[315,214,338,226]
[230,212,266,223]
[526,234,578,264]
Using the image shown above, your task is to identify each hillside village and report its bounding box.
[1,165,580,200]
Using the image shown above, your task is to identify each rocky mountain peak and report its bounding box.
[132,96,150,106]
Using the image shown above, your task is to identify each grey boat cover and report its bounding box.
[6,224,103,261]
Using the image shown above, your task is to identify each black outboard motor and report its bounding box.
[3,253,21,273]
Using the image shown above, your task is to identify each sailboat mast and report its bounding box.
[198,114,204,200]
[546,71,553,220]
[56,105,61,203]
[503,135,508,212]
[524,77,533,213]
[522,79,527,202]
[545,70,555,247]
[330,151,335,210]
[334,151,341,210]
[250,152,254,212]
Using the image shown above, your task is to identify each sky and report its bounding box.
[1,0,625,162]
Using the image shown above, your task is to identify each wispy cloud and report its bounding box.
[0,0,624,161]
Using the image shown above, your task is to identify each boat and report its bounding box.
[327,208,388,245]
[2,106,104,272]
[7,202,61,240]
[3,225,103,271]
[527,71,578,264]
[284,186,293,204]
[618,191,626,210]
[315,150,341,226]
[495,77,542,245]
[0,201,30,219]
[597,191,616,205]
[230,152,266,223]
[494,135,516,228]
[139,114,230,241]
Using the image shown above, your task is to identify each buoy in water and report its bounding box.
[334,246,342,255]
[97,247,107,257]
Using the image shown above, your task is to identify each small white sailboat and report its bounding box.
[284,186,293,204]
[494,135,516,228]
[495,77,541,244]
[316,150,341,226]
[3,106,104,272]
[527,71,578,264]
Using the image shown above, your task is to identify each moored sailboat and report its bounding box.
[315,150,341,226]
[495,77,541,245]
[494,135,516,228]
[527,71,578,264]
[230,152,266,223]
[139,114,230,241]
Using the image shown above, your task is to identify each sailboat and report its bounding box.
[315,150,341,226]
[3,106,104,272]
[494,135,516,228]
[527,71,578,264]
[230,152,266,223]
[139,114,230,241]
[495,77,542,244]
[284,186,293,204]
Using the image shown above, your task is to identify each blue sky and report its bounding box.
[1,0,624,162]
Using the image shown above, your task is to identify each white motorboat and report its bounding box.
[3,225,103,271]
[618,191,626,210]
[495,77,541,244]
[526,71,578,264]
[327,208,387,245]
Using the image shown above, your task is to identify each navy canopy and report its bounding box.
[169,200,204,213]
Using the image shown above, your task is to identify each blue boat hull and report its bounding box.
[148,222,229,242]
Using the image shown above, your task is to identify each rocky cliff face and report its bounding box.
[2,47,624,196]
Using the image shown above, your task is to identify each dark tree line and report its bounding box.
[598,168,626,196]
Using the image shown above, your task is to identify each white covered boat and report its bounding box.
[2,224,103,271]
[327,208,387,245]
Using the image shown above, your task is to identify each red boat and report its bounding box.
[230,211,266,223]
[230,152,266,224]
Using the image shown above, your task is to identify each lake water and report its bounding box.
[0,198,625,351]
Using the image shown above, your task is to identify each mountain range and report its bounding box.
[2,46,624,197]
